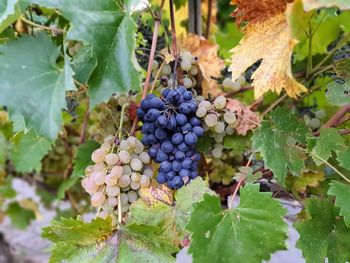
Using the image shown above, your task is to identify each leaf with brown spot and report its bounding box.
[226,99,260,135]
[229,1,307,99]
[178,34,225,97]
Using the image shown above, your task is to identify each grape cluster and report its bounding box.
[303,109,326,130]
[81,135,153,219]
[222,75,245,92]
[137,87,203,189]
[151,51,199,93]
[195,96,237,159]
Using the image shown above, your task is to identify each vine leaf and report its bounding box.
[42,217,117,263]
[307,127,344,166]
[288,170,325,193]
[0,0,25,33]
[71,45,97,85]
[326,81,350,106]
[6,201,36,229]
[229,0,307,99]
[289,2,350,62]
[328,181,350,228]
[302,0,350,10]
[186,184,288,263]
[134,177,213,239]
[57,140,100,199]
[10,129,52,173]
[295,197,350,263]
[174,177,214,236]
[30,0,141,107]
[252,107,309,185]
[337,147,350,171]
[0,33,75,139]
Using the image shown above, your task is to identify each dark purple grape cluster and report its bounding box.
[137,86,204,189]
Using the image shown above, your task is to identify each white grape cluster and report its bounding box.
[222,76,246,92]
[81,135,153,219]
[304,110,326,130]
[195,96,237,159]
[152,51,199,92]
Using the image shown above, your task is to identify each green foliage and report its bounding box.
[295,197,350,263]
[0,0,25,33]
[326,81,350,106]
[42,217,116,263]
[30,0,141,107]
[187,184,288,263]
[10,129,52,172]
[6,201,36,229]
[0,33,74,139]
[57,140,100,199]
[195,133,213,153]
[337,147,350,171]
[71,45,97,85]
[308,127,344,165]
[328,181,350,227]
[252,108,309,184]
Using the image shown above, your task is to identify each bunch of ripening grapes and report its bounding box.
[81,135,153,219]
[152,51,199,92]
[195,95,237,159]
[303,109,326,130]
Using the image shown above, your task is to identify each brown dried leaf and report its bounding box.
[139,185,174,206]
[226,99,260,135]
[178,34,225,97]
[229,1,307,99]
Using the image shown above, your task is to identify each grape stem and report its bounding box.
[79,100,90,144]
[20,17,65,33]
[261,93,288,117]
[117,194,122,225]
[227,152,255,209]
[130,0,166,135]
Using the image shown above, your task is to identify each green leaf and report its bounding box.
[31,0,141,107]
[336,147,350,171]
[252,108,308,185]
[118,232,175,263]
[57,140,99,199]
[326,81,350,106]
[303,0,350,10]
[308,127,344,166]
[328,181,350,228]
[0,0,24,33]
[0,178,16,198]
[293,10,350,61]
[187,184,288,263]
[223,133,252,153]
[195,133,213,153]
[10,129,52,173]
[42,217,117,263]
[0,33,74,139]
[295,197,350,263]
[6,201,36,229]
[174,177,214,236]
[71,45,97,84]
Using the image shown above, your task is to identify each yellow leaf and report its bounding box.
[178,34,225,96]
[301,0,350,11]
[139,184,174,206]
[291,171,325,193]
[229,0,307,99]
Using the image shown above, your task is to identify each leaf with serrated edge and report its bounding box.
[308,127,344,166]
[326,81,350,106]
[6,201,36,229]
[337,147,350,171]
[10,130,52,173]
[252,108,308,185]
[30,0,141,107]
[295,197,350,263]
[187,184,288,263]
[328,181,350,228]
[0,33,74,139]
